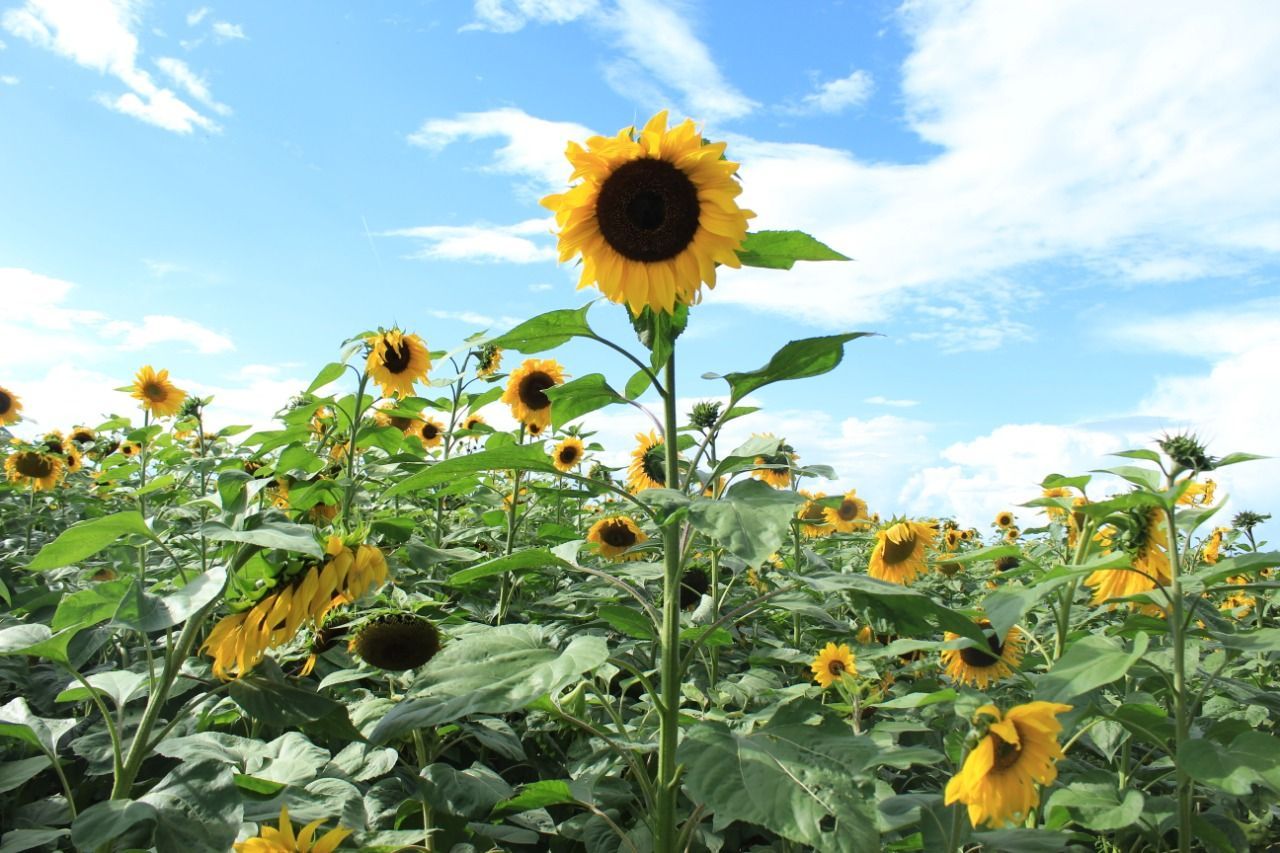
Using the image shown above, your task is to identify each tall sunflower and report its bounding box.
[541,110,754,315]
[796,490,834,538]
[824,489,869,533]
[0,385,22,427]
[1040,486,1074,522]
[235,806,351,853]
[1085,508,1172,614]
[118,440,141,458]
[129,365,187,418]
[587,515,649,561]
[944,702,1072,828]
[63,445,84,474]
[366,329,431,399]
[502,358,564,431]
[372,404,416,432]
[751,434,798,489]
[5,450,64,491]
[941,620,1025,689]
[627,430,669,492]
[552,435,585,472]
[868,520,936,585]
[1203,526,1230,565]
[810,642,856,689]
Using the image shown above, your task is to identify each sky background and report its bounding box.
[2,0,1278,535]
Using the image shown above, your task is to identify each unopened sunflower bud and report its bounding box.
[689,400,721,430]
[1158,432,1215,474]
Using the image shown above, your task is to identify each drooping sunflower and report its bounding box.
[117,440,141,458]
[541,110,754,315]
[796,490,834,538]
[944,702,1072,829]
[1178,478,1216,506]
[0,386,23,427]
[69,426,96,445]
[587,515,649,561]
[40,430,66,455]
[994,510,1015,529]
[366,329,431,399]
[1202,526,1230,565]
[415,417,445,448]
[475,344,503,379]
[868,520,937,585]
[349,613,441,671]
[502,358,564,431]
[552,435,585,473]
[810,642,856,689]
[234,806,351,853]
[750,433,798,489]
[941,620,1025,689]
[1085,508,1171,613]
[5,450,64,491]
[129,365,187,418]
[824,489,870,533]
[627,430,669,493]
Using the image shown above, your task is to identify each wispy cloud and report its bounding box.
[427,309,522,328]
[785,69,873,115]
[463,0,596,33]
[155,56,230,115]
[384,217,556,263]
[101,315,235,354]
[864,396,919,408]
[0,74,17,85]
[211,20,244,41]
[186,6,209,26]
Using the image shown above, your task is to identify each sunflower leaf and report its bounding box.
[1036,632,1149,701]
[544,373,626,428]
[487,304,595,353]
[307,361,347,394]
[384,442,559,499]
[27,511,159,571]
[736,230,851,269]
[711,333,873,402]
[687,479,805,567]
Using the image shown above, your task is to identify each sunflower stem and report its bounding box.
[655,349,684,853]
[1164,482,1192,853]
[342,372,370,524]
[412,729,435,851]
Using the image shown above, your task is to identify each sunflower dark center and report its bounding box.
[44,439,64,455]
[386,415,412,431]
[143,382,167,402]
[72,430,93,443]
[382,339,413,374]
[958,631,1004,667]
[882,531,917,565]
[0,391,10,413]
[596,158,701,262]
[421,422,439,439]
[517,371,555,410]
[642,444,667,485]
[992,733,1022,770]
[827,659,846,676]
[837,499,859,521]
[801,502,826,521]
[353,615,440,671]
[15,452,54,478]
[559,446,579,464]
[600,521,637,548]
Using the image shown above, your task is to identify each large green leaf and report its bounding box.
[544,373,626,428]
[448,549,570,586]
[0,698,77,755]
[420,763,513,819]
[51,578,133,632]
[369,625,609,744]
[486,304,595,353]
[0,755,51,794]
[27,511,158,571]
[1037,632,1149,701]
[0,624,76,664]
[801,574,989,646]
[111,566,227,633]
[384,441,558,499]
[736,230,850,269]
[708,334,870,401]
[687,478,805,567]
[201,521,323,557]
[56,670,149,708]
[1180,732,1280,795]
[1046,783,1145,831]
[139,760,242,853]
[491,780,577,817]
[71,800,158,850]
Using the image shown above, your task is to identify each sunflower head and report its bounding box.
[475,344,503,379]
[541,110,754,315]
[994,555,1021,572]
[129,365,187,418]
[868,519,936,585]
[941,620,1024,689]
[5,450,64,491]
[69,426,96,445]
[552,435,585,473]
[349,613,441,671]
[234,805,352,853]
[416,417,445,448]
[462,413,487,432]
[366,329,431,399]
[797,490,834,538]
[0,386,23,427]
[750,433,797,489]
[824,489,870,533]
[587,515,649,561]
[502,358,565,431]
[810,642,856,689]
[1158,432,1215,473]
[627,430,669,493]
[994,510,1015,528]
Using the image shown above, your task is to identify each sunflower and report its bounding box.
[943,529,963,551]
[1040,486,1074,522]
[796,490,834,538]
[1203,526,1230,565]
[944,702,1072,828]
[310,406,336,437]
[994,555,1021,572]
[824,490,870,533]
[552,435,585,472]
[1178,478,1216,506]
[810,642,856,689]
[462,413,486,431]
[116,440,141,457]
[627,431,669,493]
[587,515,649,561]
[868,520,936,585]
[366,329,431,399]
[941,620,1025,689]
[1003,527,1021,544]
[475,344,502,379]
[69,426,96,444]
[235,806,351,853]
[502,358,564,432]
[349,613,441,671]
[415,417,445,448]
[541,110,754,315]
[128,365,187,418]
[372,404,416,432]
[63,445,83,474]
[0,386,23,427]
[5,450,64,491]
[1085,508,1171,613]
[994,510,1014,529]
[749,433,798,489]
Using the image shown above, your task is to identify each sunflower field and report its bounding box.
[2,112,1278,853]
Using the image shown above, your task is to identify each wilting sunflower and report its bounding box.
[128,365,187,418]
[751,434,798,489]
[824,489,870,533]
[202,537,388,679]
[944,702,1072,829]
[810,642,856,689]
[941,620,1025,689]
[552,435,585,472]
[475,344,502,379]
[1085,508,1171,613]
[1178,478,1216,506]
[415,417,445,448]
[868,520,937,585]
[541,110,754,315]
[994,510,1015,529]
[366,328,431,399]
[349,613,441,671]
[587,515,649,561]
[627,430,670,492]
[462,413,486,432]
[502,358,564,432]
[943,529,963,551]
[235,806,351,853]
[796,490,835,538]
[0,386,23,427]
[1203,526,1230,565]
[5,450,64,491]
[69,426,96,444]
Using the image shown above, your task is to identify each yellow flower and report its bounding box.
[118,440,141,458]
[994,510,1015,528]
[234,806,351,853]
[372,403,416,432]
[587,515,649,561]
[69,426,96,444]
[5,450,64,491]
[63,445,84,474]
[824,489,870,533]
[868,520,936,585]
[366,329,431,398]
[943,529,963,551]
[945,702,1072,828]
[310,406,336,437]
[129,365,187,418]
[0,385,23,427]
[462,414,486,432]
[541,110,754,315]
[552,435,585,472]
[1178,478,1216,506]
[502,358,565,432]
[349,613,441,671]
[796,490,834,538]
[750,433,798,489]
[1085,509,1171,614]
[475,344,502,379]
[1203,526,1230,565]
[810,642,856,689]
[415,417,445,448]
[941,621,1025,689]
[854,625,874,645]
[627,430,670,493]
[1040,486,1074,522]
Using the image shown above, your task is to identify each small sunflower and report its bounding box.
[796,490,835,538]
[1085,508,1171,614]
[751,434,798,489]
[1040,486,1074,522]
[868,520,936,585]
[627,430,669,493]
[994,510,1015,529]
[69,426,96,444]
[541,111,754,315]
[994,555,1021,572]
[5,450,64,491]
[349,613,441,671]
[415,417,445,448]
[943,529,963,551]
[129,365,187,418]
[502,358,565,431]
[587,515,649,561]
[366,329,431,399]
[552,435,585,472]
[118,440,141,458]
[0,386,23,427]
[310,406,336,437]
[941,621,1025,689]
[1003,527,1021,544]
[475,344,502,379]
[824,490,870,533]
[63,445,84,474]
[372,404,416,432]
[810,642,856,689]
[41,430,66,455]
[462,413,486,432]
[944,702,1072,828]
[234,806,351,853]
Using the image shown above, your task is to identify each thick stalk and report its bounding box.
[655,352,683,853]
[1165,497,1191,853]
[412,729,435,851]
[342,372,369,523]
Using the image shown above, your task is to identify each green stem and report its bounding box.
[1166,497,1192,853]
[342,371,370,523]
[412,729,435,851]
[655,351,683,853]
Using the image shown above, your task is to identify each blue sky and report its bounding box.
[2,0,1278,533]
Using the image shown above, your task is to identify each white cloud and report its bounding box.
[101,315,235,354]
[0,74,16,85]
[529,282,554,292]
[186,6,209,26]
[142,258,185,277]
[210,20,244,41]
[464,0,596,33]
[385,217,556,263]
[1104,297,1280,358]
[2,0,222,133]
[426,309,522,328]
[155,56,230,115]
[865,396,919,408]
[791,69,874,115]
